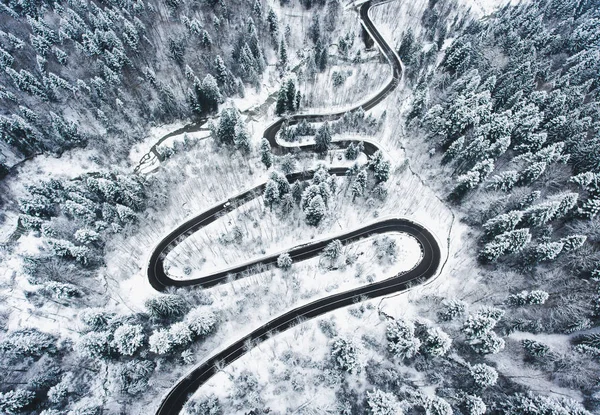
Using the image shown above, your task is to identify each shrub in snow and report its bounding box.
[365,389,403,415]
[40,281,84,300]
[469,363,498,388]
[111,324,145,356]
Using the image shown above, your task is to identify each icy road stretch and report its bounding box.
[149,1,442,413]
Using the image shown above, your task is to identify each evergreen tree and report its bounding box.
[185,307,217,336]
[314,122,332,153]
[111,324,144,356]
[469,363,498,388]
[421,327,452,357]
[276,85,287,115]
[215,107,240,145]
[145,294,188,319]
[308,15,320,43]
[278,39,288,71]
[387,318,421,359]
[291,180,303,204]
[479,228,531,261]
[305,194,325,225]
[279,154,296,175]
[260,138,273,168]
[330,337,360,373]
[463,395,486,415]
[263,179,280,211]
[483,210,523,236]
[368,151,391,182]
[267,9,279,38]
[366,390,403,415]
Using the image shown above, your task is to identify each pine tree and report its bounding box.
[252,0,262,18]
[471,331,505,354]
[351,180,364,202]
[215,107,239,145]
[438,299,467,321]
[560,234,586,252]
[267,9,279,38]
[0,390,36,414]
[76,331,112,359]
[528,241,564,262]
[421,327,452,357]
[507,290,549,306]
[305,194,325,225]
[483,210,523,236]
[308,15,320,43]
[234,124,251,153]
[149,329,173,355]
[278,39,288,71]
[479,228,531,261]
[279,154,296,175]
[387,318,421,359]
[285,79,296,111]
[463,395,486,415]
[214,55,229,87]
[275,85,287,115]
[291,181,303,204]
[263,179,280,211]
[260,138,273,168]
[185,307,217,336]
[145,294,188,319]
[366,390,403,415]
[314,122,332,153]
[469,363,498,388]
[111,324,145,356]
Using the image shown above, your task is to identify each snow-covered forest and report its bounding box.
[0,0,599,413]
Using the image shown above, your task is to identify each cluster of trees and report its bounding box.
[275,78,301,115]
[262,164,336,226]
[386,318,452,360]
[212,107,251,152]
[18,172,146,272]
[406,4,600,394]
[0,0,274,172]
[414,0,600,268]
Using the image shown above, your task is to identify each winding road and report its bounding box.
[149,1,442,413]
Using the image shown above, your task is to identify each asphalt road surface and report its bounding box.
[150,1,442,413]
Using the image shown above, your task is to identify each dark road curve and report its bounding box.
[151,1,441,413]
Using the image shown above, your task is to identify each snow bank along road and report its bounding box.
[149,1,442,413]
